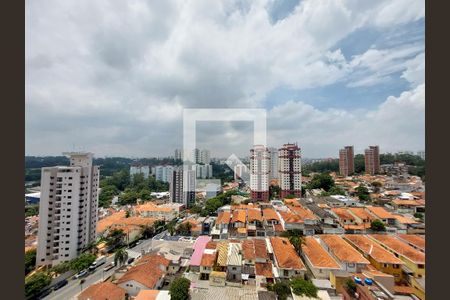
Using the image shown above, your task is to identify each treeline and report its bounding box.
[190,190,238,217]
[303,153,425,177]
[99,171,169,207]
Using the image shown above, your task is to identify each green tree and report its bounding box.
[25,272,52,298]
[114,248,129,267]
[106,229,126,249]
[169,277,191,300]
[167,222,176,236]
[371,181,382,193]
[414,212,424,220]
[371,219,386,232]
[356,185,370,201]
[306,173,335,192]
[288,235,304,256]
[98,185,119,208]
[268,282,291,300]
[345,279,357,295]
[140,224,155,239]
[69,253,96,272]
[290,277,318,298]
[25,249,37,275]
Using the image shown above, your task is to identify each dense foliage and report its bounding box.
[355,185,370,201]
[25,272,52,298]
[268,282,291,300]
[370,219,386,232]
[25,249,37,275]
[290,277,318,298]
[169,277,191,300]
[305,173,335,191]
[25,204,39,217]
[200,190,238,216]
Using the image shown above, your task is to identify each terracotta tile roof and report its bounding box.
[343,224,371,230]
[393,214,418,224]
[289,205,318,220]
[270,237,306,270]
[394,286,416,294]
[302,237,341,269]
[274,224,284,232]
[232,210,247,223]
[242,240,256,260]
[200,253,217,267]
[348,207,375,221]
[78,282,126,300]
[247,209,263,222]
[284,198,301,206]
[370,234,425,264]
[279,211,304,224]
[397,234,425,251]
[135,290,160,300]
[117,261,164,289]
[216,211,231,224]
[392,199,424,206]
[205,241,218,250]
[136,253,170,267]
[262,208,280,221]
[134,202,173,213]
[254,239,269,260]
[331,208,356,221]
[319,235,370,265]
[97,211,126,232]
[366,206,396,219]
[344,235,404,265]
[255,262,274,278]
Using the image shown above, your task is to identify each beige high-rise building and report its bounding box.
[36,152,99,267]
[339,146,354,177]
[365,146,380,175]
[250,145,270,201]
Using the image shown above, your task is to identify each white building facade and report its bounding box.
[130,165,150,179]
[250,145,270,201]
[278,143,302,198]
[36,152,99,266]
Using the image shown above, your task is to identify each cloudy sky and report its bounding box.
[26,0,425,158]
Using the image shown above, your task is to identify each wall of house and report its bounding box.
[368,257,403,282]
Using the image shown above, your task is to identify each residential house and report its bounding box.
[319,235,370,273]
[200,251,217,280]
[397,234,425,253]
[369,234,425,278]
[247,209,264,237]
[344,235,404,282]
[226,242,243,285]
[301,236,341,279]
[270,237,306,279]
[78,282,127,300]
[212,211,231,239]
[365,206,397,227]
[189,236,212,272]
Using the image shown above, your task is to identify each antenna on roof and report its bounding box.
[368,244,373,255]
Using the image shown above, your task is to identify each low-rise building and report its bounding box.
[78,282,127,300]
[270,237,306,279]
[343,234,404,282]
[301,236,341,279]
[396,234,425,253]
[319,235,370,273]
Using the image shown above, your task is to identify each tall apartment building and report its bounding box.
[234,163,249,181]
[339,146,354,177]
[200,149,211,164]
[155,165,175,183]
[268,147,279,180]
[169,167,196,207]
[194,164,213,179]
[192,148,201,164]
[36,152,99,267]
[130,165,150,179]
[365,146,380,175]
[174,149,182,161]
[250,145,270,201]
[278,143,302,198]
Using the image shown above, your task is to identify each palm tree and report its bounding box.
[167,222,175,236]
[140,224,155,239]
[288,235,304,256]
[114,248,129,267]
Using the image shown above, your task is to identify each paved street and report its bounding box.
[43,236,156,300]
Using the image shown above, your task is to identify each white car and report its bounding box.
[74,269,88,279]
[103,262,115,272]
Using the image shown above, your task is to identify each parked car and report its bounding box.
[135,240,142,245]
[74,269,88,279]
[88,256,107,271]
[35,287,52,299]
[52,279,68,290]
[103,262,115,272]
[127,257,135,264]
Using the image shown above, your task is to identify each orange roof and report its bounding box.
[393,214,418,224]
[270,237,306,270]
[392,199,424,206]
[254,239,269,260]
[135,290,160,300]
[136,254,170,267]
[289,205,318,220]
[284,198,301,206]
[200,253,217,267]
[97,211,126,232]
[366,206,396,219]
[78,282,126,300]
[242,240,256,260]
[247,209,263,222]
[232,210,247,223]
[216,211,231,224]
[205,241,218,250]
[262,208,280,221]
[369,235,425,264]
[237,227,247,234]
[279,211,304,224]
[319,235,370,265]
[394,286,416,294]
[255,262,274,278]
[302,237,340,269]
[348,208,375,221]
[343,224,371,230]
[331,208,356,221]
[344,235,404,265]
[397,234,425,251]
[134,202,173,213]
[117,261,164,289]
